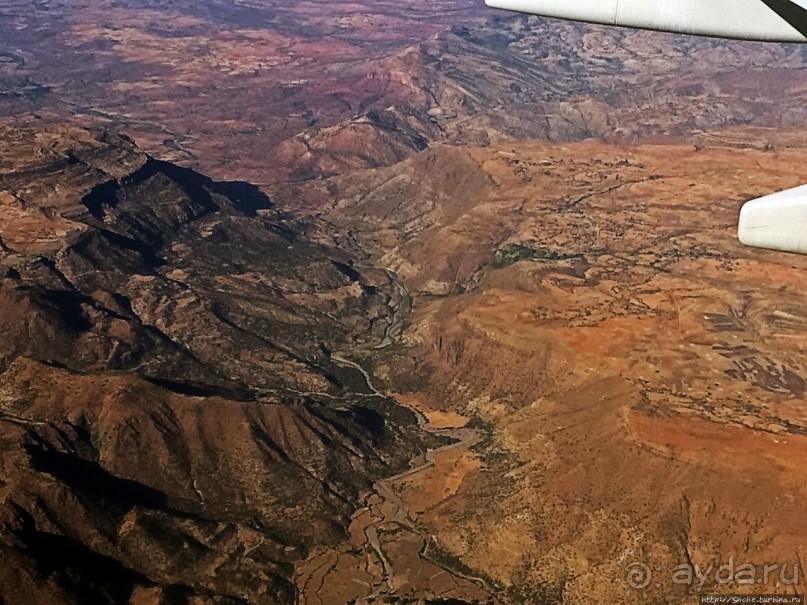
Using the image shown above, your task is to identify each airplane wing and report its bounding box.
[485,0,807,42]
[739,187,807,254]
[485,0,807,255]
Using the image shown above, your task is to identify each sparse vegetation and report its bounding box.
[422,538,501,592]
[490,242,582,269]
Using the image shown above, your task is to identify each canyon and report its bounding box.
[1,2,807,604]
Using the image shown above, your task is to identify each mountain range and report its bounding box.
[1,2,807,604]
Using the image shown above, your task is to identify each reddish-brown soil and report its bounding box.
[3,3,807,604]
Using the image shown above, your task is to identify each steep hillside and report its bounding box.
[270,16,807,210]
[5,6,807,191]
[4,3,807,604]
[0,126,434,604]
[320,137,807,603]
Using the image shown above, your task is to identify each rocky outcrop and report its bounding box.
[0,127,432,604]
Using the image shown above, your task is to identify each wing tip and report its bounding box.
[737,186,807,254]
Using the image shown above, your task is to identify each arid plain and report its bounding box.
[315,137,807,603]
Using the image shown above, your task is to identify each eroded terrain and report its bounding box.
[5,2,807,191]
[312,137,807,603]
[0,126,439,604]
[2,1,807,604]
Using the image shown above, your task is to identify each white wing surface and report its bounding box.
[485,0,807,42]
[739,186,807,255]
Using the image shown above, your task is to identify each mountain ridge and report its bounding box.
[0,125,435,604]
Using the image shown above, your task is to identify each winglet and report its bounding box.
[738,184,807,254]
